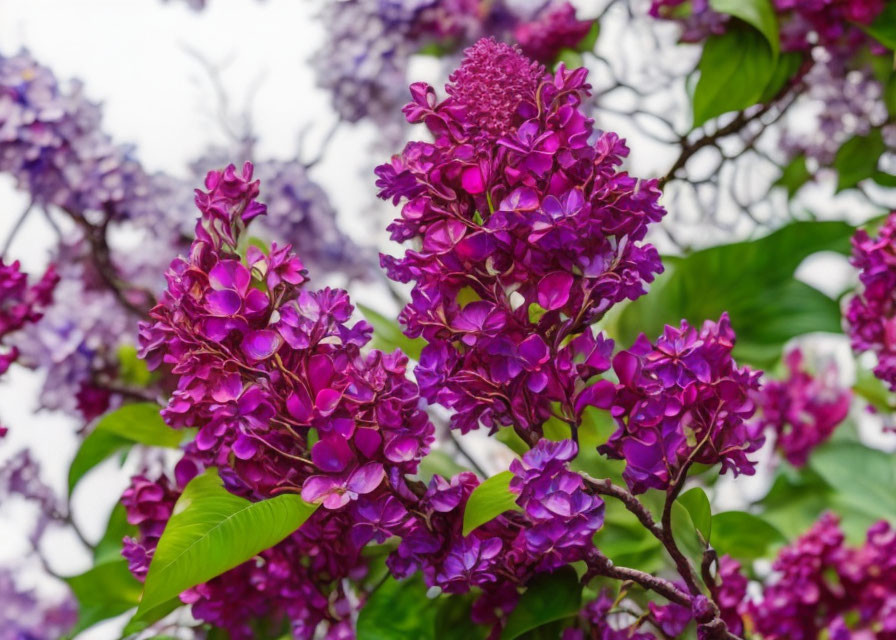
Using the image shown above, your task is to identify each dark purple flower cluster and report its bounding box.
[600,314,763,494]
[847,213,896,391]
[377,38,664,437]
[121,473,182,579]
[388,439,604,632]
[133,162,436,638]
[316,1,595,129]
[745,512,896,639]
[562,589,659,640]
[755,348,852,466]
[0,258,57,377]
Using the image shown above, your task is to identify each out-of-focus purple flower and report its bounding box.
[745,512,896,639]
[378,39,664,437]
[0,259,56,376]
[755,347,852,466]
[315,1,595,134]
[0,568,76,640]
[515,2,593,63]
[600,314,763,494]
[847,213,896,391]
[0,51,154,221]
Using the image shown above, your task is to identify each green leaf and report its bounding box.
[774,154,811,199]
[834,129,885,192]
[132,468,318,623]
[555,48,584,70]
[709,0,779,56]
[462,471,521,536]
[357,575,436,640]
[434,594,488,640]
[759,50,803,102]
[63,559,142,637]
[500,566,582,640]
[68,403,182,495]
[809,442,896,528]
[117,344,154,387]
[711,511,786,561]
[885,72,896,116]
[417,450,468,484]
[864,4,896,50]
[618,220,854,368]
[678,487,712,544]
[575,21,601,53]
[874,171,896,188]
[93,502,138,565]
[358,303,425,361]
[692,25,776,127]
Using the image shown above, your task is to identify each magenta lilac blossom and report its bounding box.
[847,212,896,391]
[378,38,664,438]
[134,162,435,637]
[755,347,852,466]
[745,512,896,639]
[600,314,763,494]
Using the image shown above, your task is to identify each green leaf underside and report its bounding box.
[357,575,437,640]
[68,403,181,495]
[132,468,318,623]
[462,470,521,536]
[500,566,582,640]
[711,511,786,561]
[678,486,713,543]
[864,4,896,50]
[834,129,885,192]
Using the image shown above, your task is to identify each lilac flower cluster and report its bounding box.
[0,258,56,377]
[0,50,153,221]
[755,348,852,466]
[847,212,896,391]
[649,0,885,53]
[745,512,896,639]
[377,38,664,437]
[134,162,435,637]
[389,440,604,631]
[316,1,594,129]
[121,473,181,579]
[0,568,76,640]
[600,314,763,494]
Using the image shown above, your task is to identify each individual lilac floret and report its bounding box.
[745,512,896,639]
[847,213,896,391]
[378,39,664,438]
[755,348,852,466]
[600,314,763,494]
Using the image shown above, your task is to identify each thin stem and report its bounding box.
[582,474,663,540]
[584,549,690,607]
[2,199,34,257]
[446,428,488,478]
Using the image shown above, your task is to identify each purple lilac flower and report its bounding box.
[745,512,896,639]
[388,440,604,635]
[0,50,154,221]
[316,2,594,131]
[0,568,76,640]
[378,38,664,437]
[755,347,852,466]
[0,258,56,376]
[120,473,181,579]
[134,162,435,637]
[847,212,896,391]
[600,314,763,494]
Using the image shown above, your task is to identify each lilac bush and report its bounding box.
[4,4,896,640]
